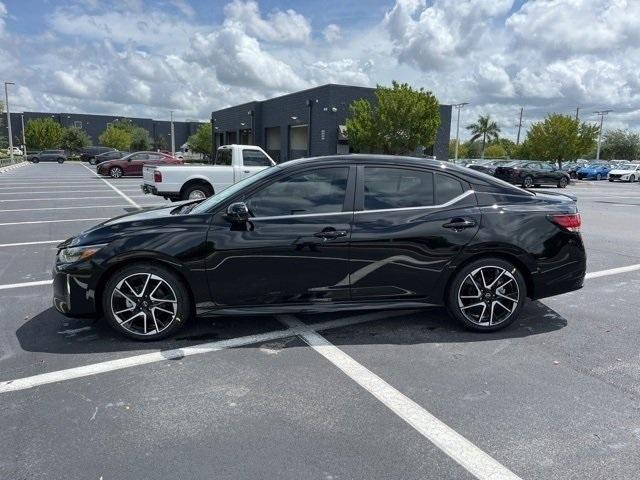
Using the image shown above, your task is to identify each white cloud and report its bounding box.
[323,24,341,43]
[170,0,195,18]
[223,0,311,44]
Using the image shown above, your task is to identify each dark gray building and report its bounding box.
[212,84,451,163]
[7,111,203,150]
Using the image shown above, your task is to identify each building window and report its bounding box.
[289,124,308,160]
[73,121,83,129]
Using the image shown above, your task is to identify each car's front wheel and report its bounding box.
[522,176,534,188]
[89,157,97,165]
[446,258,526,332]
[557,176,568,188]
[102,263,191,340]
[57,158,65,164]
[629,175,636,183]
[109,166,123,178]
[31,157,39,163]
[596,173,602,181]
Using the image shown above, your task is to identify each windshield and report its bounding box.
[617,164,638,170]
[190,166,280,214]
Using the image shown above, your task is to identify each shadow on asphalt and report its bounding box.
[15,300,566,355]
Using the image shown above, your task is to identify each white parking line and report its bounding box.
[0,196,149,202]
[0,240,63,248]
[0,311,400,393]
[0,279,53,290]
[279,315,522,480]
[585,263,640,279]
[0,218,109,226]
[80,164,140,208]
[0,205,131,212]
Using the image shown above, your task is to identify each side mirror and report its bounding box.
[226,202,250,224]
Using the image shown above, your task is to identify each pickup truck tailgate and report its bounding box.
[143,165,157,186]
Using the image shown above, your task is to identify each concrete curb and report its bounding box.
[0,161,28,174]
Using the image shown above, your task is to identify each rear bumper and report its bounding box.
[530,236,586,300]
[140,183,179,199]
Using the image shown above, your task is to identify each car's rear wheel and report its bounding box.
[32,157,39,163]
[102,263,191,340]
[557,176,568,188]
[608,179,614,182]
[446,258,526,332]
[57,158,65,164]
[522,176,534,188]
[629,175,636,182]
[596,173,602,181]
[109,166,123,178]
[182,183,213,200]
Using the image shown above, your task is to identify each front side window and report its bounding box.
[243,150,272,167]
[246,167,348,217]
[364,167,434,210]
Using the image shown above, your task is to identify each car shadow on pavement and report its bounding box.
[15,300,566,356]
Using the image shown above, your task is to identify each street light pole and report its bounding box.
[169,110,175,156]
[4,82,15,162]
[20,113,26,153]
[452,102,468,162]
[594,110,612,161]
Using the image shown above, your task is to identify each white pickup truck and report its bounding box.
[141,144,276,201]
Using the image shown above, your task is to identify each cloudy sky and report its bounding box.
[0,0,638,140]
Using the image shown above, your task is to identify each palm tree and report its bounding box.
[466,114,501,158]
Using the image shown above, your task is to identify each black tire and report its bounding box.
[557,176,568,188]
[608,179,614,182]
[109,166,123,178]
[596,173,602,181]
[57,158,65,164]
[32,157,39,163]
[89,157,97,165]
[102,263,191,341]
[181,183,213,201]
[446,257,527,332]
[521,176,534,188]
[629,175,636,183]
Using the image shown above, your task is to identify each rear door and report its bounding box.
[127,153,149,175]
[349,165,480,302]
[241,149,273,179]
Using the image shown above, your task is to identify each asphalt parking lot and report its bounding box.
[1,161,640,480]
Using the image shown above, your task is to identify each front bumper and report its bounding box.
[52,266,99,317]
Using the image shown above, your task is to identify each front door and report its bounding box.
[127,153,149,175]
[349,165,480,302]
[205,166,355,307]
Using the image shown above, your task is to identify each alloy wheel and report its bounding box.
[457,266,520,327]
[110,167,122,178]
[110,273,178,336]
[523,176,533,188]
[188,189,207,200]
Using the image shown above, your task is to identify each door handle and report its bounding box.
[442,217,477,230]
[313,229,347,240]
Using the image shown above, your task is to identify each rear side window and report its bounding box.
[435,174,465,204]
[216,149,232,166]
[243,150,272,167]
[364,167,434,210]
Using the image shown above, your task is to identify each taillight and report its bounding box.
[548,213,581,232]
[154,170,162,183]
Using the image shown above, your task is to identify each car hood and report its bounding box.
[609,169,637,174]
[58,200,201,249]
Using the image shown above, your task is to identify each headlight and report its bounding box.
[57,244,106,264]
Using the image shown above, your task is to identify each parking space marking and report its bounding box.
[0,204,131,212]
[80,164,140,208]
[279,315,522,480]
[0,218,109,226]
[0,311,400,393]
[0,196,149,202]
[0,279,53,290]
[0,240,62,248]
[585,263,640,279]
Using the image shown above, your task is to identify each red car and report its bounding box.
[97,151,183,178]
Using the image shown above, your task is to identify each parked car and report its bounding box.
[141,144,275,201]
[6,146,23,156]
[576,163,611,180]
[30,150,67,163]
[53,154,586,340]
[466,159,513,175]
[493,161,570,188]
[80,146,116,164]
[607,163,640,182]
[96,151,183,178]
[93,150,127,165]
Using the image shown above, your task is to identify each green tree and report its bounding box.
[484,144,507,158]
[187,124,213,155]
[130,127,151,151]
[466,115,500,158]
[600,129,640,160]
[154,135,169,151]
[524,114,599,168]
[346,81,441,155]
[99,125,132,151]
[493,138,517,157]
[448,139,469,159]
[61,127,91,154]
[25,117,65,150]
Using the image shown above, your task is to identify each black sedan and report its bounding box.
[30,150,67,163]
[93,150,126,165]
[494,161,570,188]
[53,155,586,340]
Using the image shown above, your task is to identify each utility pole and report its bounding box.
[452,102,468,162]
[169,110,175,156]
[20,113,26,153]
[575,106,580,122]
[516,107,524,145]
[594,110,612,161]
[4,82,15,162]
[210,114,216,163]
